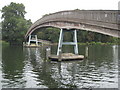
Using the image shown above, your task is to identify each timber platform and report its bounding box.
[24,44,41,48]
[23,43,41,48]
[48,53,84,61]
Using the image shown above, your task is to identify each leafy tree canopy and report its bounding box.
[1,2,32,44]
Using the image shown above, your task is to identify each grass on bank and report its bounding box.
[0,40,9,46]
[0,40,119,46]
[78,41,120,45]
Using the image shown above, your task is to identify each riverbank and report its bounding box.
[0,40,9,45]
[1,40,120,46]
[78,42,120,45]
[51,42,120,46]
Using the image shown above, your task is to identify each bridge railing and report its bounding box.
[39,10,118,23]
[31,10,119,30]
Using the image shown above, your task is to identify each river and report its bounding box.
[0,44,119,88]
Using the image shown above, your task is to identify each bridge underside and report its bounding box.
[25,21,120,38]
[25,10,120,39]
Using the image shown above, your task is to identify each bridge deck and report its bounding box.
[25,10,120,38]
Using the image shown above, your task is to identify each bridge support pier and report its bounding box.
[57,29,78,56]
[28,35,38,46]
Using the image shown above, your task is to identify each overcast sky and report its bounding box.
[0,0,120,23]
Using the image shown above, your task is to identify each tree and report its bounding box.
[1,2,32,44]
[36,27,60,43]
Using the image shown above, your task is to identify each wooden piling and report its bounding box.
[58,48,62,61]
[46,47,51,60]
[85,46,88,58]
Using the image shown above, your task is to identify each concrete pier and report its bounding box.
[48,53,84,61]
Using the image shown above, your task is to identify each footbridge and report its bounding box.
[25,10,120,38]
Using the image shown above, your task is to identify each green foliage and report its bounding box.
[35,28,119,44]
[36,27,60,43]
[0,40,9,46]
[1,2,32,44]
[63,31,73,42]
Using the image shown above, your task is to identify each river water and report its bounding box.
[0,44,119,88]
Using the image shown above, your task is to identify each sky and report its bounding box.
[0,0,120,23]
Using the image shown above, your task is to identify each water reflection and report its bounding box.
[2,46,25,87]
[0,43,2,90]
[23,48,45,88]
[1,45,119,88]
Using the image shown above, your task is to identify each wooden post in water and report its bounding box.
[85,46,89,58]
[28,35,31,45]
[58,47,62,61]
[35,35,38,46]
[46,47,51,60]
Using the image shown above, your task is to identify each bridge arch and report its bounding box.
[25,10,120,39]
